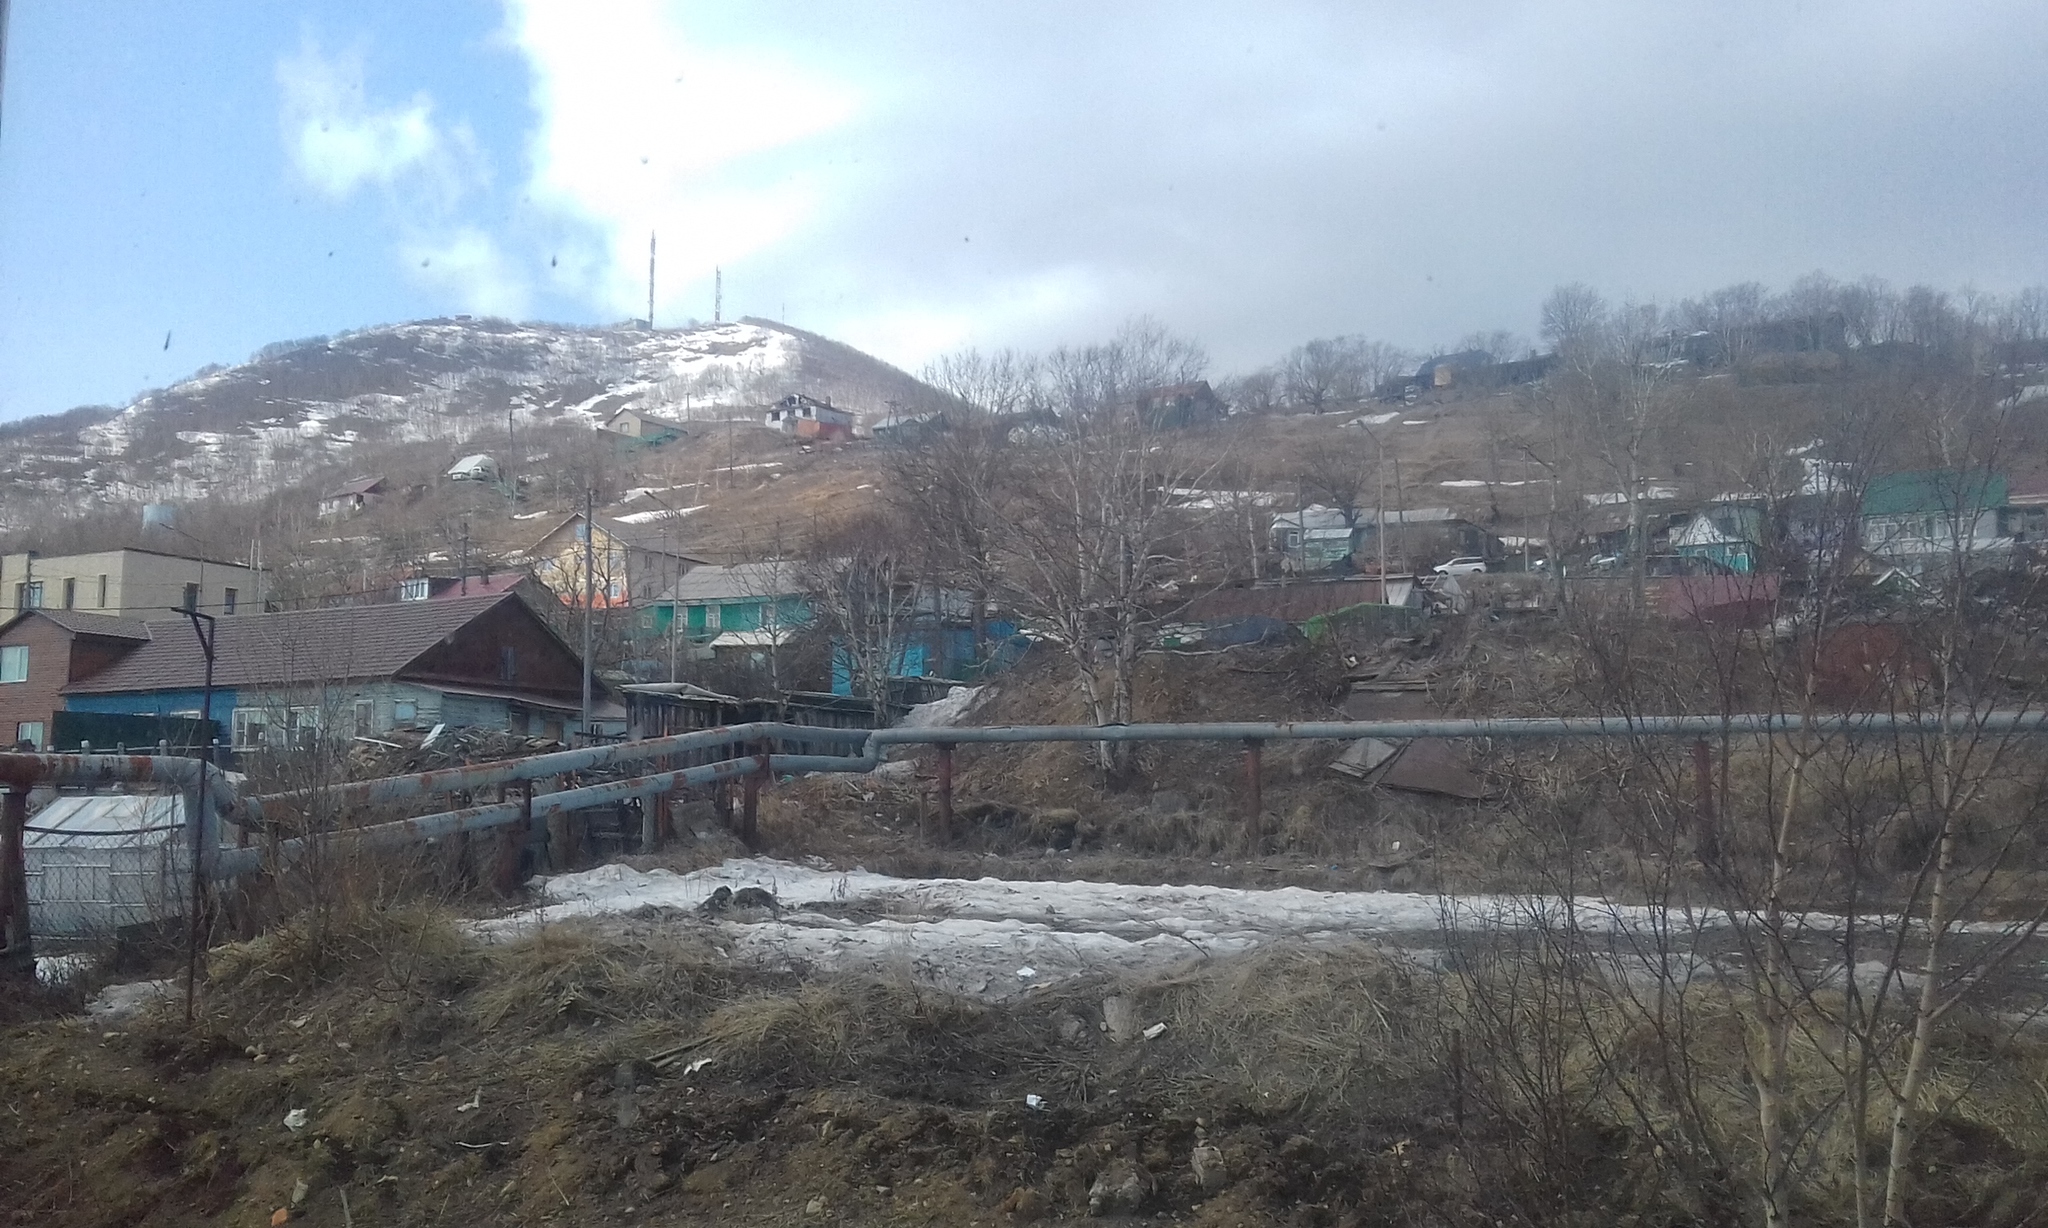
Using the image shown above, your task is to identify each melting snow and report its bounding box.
[475,858,1758,1000]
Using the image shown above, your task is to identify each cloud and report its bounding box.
[502,0,860,318]
[276,36,479,205]
[402,229,531,319]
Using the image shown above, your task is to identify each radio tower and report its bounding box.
[714,267,723,323]
[646,231,656,330]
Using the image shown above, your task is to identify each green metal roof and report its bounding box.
[1861,470,2007,518]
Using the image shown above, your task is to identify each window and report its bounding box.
[499,646,517,682]
[16,581,41,610]
[61,577,75,610]
[286,706,320,749]
[398,577,431,601]
[223,587,238,614]
[0,645,26,683]
[179,582,200,612]
[14,721,44,750]
[231,708,270,749]
[705,603,721,632]
[393,699,418,725]
[354,701,375,736]
[97,574,108,607]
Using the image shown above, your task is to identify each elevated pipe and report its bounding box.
[211,752,856,880]
[860,710,2048,753]
[241,721,868,824]
[0,753,240,821]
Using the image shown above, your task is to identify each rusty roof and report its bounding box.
[64,592,529,694]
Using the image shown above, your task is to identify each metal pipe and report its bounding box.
[859,710,2048,754]
[212,752,794,880]
[241,722,868,823]
[935,743,954,843]
[0,753,241,817]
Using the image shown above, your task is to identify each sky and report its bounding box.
[2,0,2046,422]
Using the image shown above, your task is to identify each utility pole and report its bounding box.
[647,231,656,330]
[459,520,470,595]
[176,609,216,1026]
[581,488,595,743]
[714,267,722,323]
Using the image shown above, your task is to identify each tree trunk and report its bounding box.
[1883,737,1958,1225]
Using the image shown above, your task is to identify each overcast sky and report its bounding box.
[2,0,2046,421]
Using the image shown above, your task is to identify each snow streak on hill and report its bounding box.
[0,317,929,531]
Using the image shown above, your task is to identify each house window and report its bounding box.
[705,603,721,632]
[399,578,431,601]
[393,699,418,725]
[97,574,108,607]
[14,721,44,750]
[61,577,75,610]
[354,701,375,736]
[224,587,238,614]
[0,645,26,683]
[500,646,518,682]
[181,583,199,612]
[231,708,270,748]
[286,706,321,748]
[16,581,41,610]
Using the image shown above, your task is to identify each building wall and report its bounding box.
[64,686,241,722]
[0,550,261,618]
[529,523,633,606]
[1862,509,2006,561]
[402,598,585,704]
[66,680,561,746]
[0,618,76,748]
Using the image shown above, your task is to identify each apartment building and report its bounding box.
[0,548,264,619]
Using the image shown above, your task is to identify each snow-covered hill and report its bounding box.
[0,316,935,530]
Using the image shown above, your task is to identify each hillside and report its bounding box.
[0,316,942,533]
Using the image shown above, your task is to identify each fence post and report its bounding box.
[0,788,29,979]
[1693,738,1720,864]
[741,754,764,851]
[640,790,659,855]
[935,743,955,844]
[1243,739,1264,845]
[493,783,530,894]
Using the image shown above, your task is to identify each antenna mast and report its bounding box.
[714,267,722,323]
[647,231,656,330]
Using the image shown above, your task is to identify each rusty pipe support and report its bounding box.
[0,788,28,978]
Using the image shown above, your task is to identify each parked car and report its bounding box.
[1434,556,1488,575]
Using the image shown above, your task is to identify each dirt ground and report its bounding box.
[0,918,1479,1228]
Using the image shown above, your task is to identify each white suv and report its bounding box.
[1433,556,1488,575]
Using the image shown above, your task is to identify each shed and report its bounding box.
[318,476,388,519]
[447,454,500,482]
[26,793,190,937]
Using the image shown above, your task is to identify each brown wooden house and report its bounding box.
[0,610,153,750]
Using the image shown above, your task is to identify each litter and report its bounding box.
[455,1089,482,1113]
[1143,1023,1168,1040]
[283,1108,308,1132]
